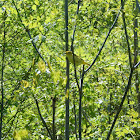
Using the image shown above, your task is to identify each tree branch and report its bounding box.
[134,61,140,69]
[85,7,122,74]
[71,0,81,91]
[0,9,6,140]
[12,0,48,66]
[106,68,134,140]
[34,97,53,139]
[121,0,132,69]
[65,0,69,139]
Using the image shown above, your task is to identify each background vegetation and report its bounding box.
[0,0,139,139]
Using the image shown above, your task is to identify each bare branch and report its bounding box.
[0,9,7,140]
[12,0,48,66]
[34,97,53,139]
[121,0,132,68]
[70,0,81,91]
[134,61,140,68]
[85,7,122,74]
[106,68,134,140]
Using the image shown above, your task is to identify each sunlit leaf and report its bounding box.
[32,5,36,10]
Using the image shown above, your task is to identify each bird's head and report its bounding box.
[65,51,72,56]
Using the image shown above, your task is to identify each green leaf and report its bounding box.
[35,0,39,5]
[32,5,36,10]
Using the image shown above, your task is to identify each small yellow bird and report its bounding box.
[65,51,90,66]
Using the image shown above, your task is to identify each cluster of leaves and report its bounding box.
[0,0,139,139]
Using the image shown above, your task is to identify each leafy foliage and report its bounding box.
[0,0,139,139]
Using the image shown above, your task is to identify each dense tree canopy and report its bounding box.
[0,0,139,140]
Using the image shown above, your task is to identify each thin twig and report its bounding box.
[121,0,132,68]
[34,97,53,139]
[134,61,140,68]
[106,2,136,138]
[73,93,78,139]
[65,0,69,139]
[12,0,48,66]
[106,68,134,140]
[52,96,57,140]
[85,7,122,74]
[134,0,140,116]
[3,101,32,139]
[79,65,84,140]
[71,0,81,91]
[136,0,140,12]
[0,10,6,140]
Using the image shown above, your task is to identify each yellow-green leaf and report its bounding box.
[35,0,39,5]
[32,5,36,10]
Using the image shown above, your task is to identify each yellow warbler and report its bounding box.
[65,51,90,66]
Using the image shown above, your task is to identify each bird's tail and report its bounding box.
[84,62,90,66]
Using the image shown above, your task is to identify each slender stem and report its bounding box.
[121,0,132,69]
[0,10,6,140]
[34,97,53,139]
[73,91,78,139]
[79,92,82,140]
[79,66,84,140]
[12,0,47,66]
[134,61,140,68]
[136,0,140,12]
[134,0,140,116]
[85,7,121,73]
[52,96,56,140]
[71,0,81,91]
[106,68,134,140]
[65,0,69,139]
